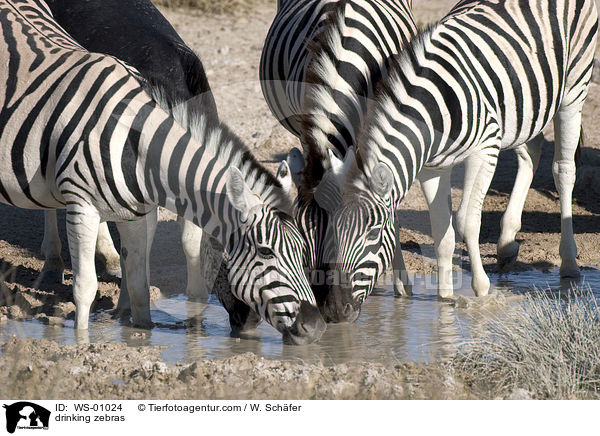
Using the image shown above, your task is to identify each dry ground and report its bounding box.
[0,0,599,399]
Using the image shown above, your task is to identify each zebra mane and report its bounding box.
[148,86,293,214]
[299,0,362,202]
[345,23,439,197]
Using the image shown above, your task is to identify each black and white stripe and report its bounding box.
[260,0,417,319]
[38,0,218,302]
[0,0,325,344]
[330,0,598,305]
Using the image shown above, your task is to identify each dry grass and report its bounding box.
[453,287,600,399]
[153,0,269,14]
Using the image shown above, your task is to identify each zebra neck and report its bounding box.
[300,0,417,194]
[348,24,465,208]
[133,101,285,246]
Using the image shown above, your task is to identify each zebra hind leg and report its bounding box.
[419,168,455,299]
[65,205,100,329]
[497,137,542,269]
[115,208,157,329]
[553,106,582,278]
[461,147,500,297]
[95,222,121,278]
[178,217,216,301]
[40,210,65,284]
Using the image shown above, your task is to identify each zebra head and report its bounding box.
[225,167,326,345]
[283,147,360,321]
[325,161,397,322]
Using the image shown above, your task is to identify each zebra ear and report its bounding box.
[370,162,394,199]
[276,160,293,195]
[226,167,263,221]
[328,147,355,186]
[328,149,344,178]
[286,147,305,187]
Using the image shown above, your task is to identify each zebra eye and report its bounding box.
[257,246,275,259]
[366,227,380,241]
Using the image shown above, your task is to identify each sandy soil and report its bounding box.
[0,0,599,399]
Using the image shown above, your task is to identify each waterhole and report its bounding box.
[1,267,599,365]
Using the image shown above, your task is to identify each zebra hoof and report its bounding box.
[39,268,65,285]
[497,241,520,270]
[105,266,122,279]
[560,264,580,279]
[394,279,413,297]
[112,307,131,321]
[229,309,262,335]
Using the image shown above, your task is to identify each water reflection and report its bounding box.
[1,268,599,365]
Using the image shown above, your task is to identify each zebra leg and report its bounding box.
[65,205,100,329]
[497,137,542,269]
[114,252,131,319]
[393,211,412,297]
[419,168,455,298]
[214,266,262,335]
[95,222,121,278]
[178,216,210,301]
[40,210,65,284]
[461,148,500,297]
[116,208,157,329]
[455,154,480,241]
[553,107,581,278]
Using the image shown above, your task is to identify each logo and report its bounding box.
[3,402,50,434]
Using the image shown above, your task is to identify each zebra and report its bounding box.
[0,0,326,344]
[260,0,418,321]
[327,0,597,310]
[39,0,218,303]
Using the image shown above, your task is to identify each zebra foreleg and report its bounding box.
[116,208,157,329]
[553,107,581,278]
[214,270,262,335]
[419,168,455,299]
[40,210,65,284]
[393,211,412,297]
[65,205,100,329]
[497,137,542,269]
[461,147,500,297]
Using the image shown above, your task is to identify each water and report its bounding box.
[1,268,599,365]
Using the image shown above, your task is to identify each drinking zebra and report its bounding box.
[0,0,325,344]
[39,0,218,303]
[260,0,418,321]
[327,0,597,310]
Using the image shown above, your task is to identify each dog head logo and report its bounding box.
[3,402,50,433]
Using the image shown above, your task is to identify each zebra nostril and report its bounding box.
[343,303,353,318]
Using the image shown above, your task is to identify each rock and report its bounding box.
[35,314,65,326]
[53,302,76,319]
[8,305,25,319]
[178,362,198,382]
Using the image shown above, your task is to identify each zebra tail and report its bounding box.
[575,125,584,168]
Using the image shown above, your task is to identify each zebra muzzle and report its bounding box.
[281,302,326,345]
[321,282,361,324]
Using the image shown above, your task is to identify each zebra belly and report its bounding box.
[0,175,64,210]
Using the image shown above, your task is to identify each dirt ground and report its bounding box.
[1,0,599,399]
